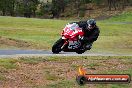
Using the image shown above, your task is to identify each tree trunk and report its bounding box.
[33,9,36,17]
[2,9,6,16]
[113,0,117,10]
[108,0,112,10]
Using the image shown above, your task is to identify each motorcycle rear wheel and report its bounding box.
[76,50,85,54]
[52,38,64,54]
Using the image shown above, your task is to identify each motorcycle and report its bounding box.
[52,23,86,54]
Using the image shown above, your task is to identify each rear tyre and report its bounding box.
[76,50,85,54]
[52,38,64,54]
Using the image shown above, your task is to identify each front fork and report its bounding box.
[61,36,68,50]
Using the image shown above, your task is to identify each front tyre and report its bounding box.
[52,38,64,54]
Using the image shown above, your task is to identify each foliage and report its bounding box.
[0,0,39,17]
[0,0,16,16]
[0,0,131,18]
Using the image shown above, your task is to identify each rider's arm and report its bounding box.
[85,28,100,42]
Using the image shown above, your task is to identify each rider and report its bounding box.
[71,19,100,50]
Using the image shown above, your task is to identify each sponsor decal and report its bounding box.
[76,66,131,85]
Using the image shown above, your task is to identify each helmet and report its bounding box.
[87,19,96,29]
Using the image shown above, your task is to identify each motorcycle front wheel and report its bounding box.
[52,38,64,54]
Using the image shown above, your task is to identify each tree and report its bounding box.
[51,0,61,18]
[0,0,6,15]
[0,0,16,16]
[31,0,39,17]
[51,0,69,18]
[40,1,52,17]
[20,0,39,17]
[73,0,86,17]
[8,0,16,16]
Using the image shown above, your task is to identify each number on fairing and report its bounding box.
[68,41,80,49]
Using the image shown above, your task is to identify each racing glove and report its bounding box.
[79,36,85,41]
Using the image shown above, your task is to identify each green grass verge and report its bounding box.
[46,56,132,88]
[0,73,6,81]
[45,79,131,88]
[0,59,18,69]
[0,56,131,87]
[0,11,132,54]
[0,17,69,49]
[103,12,132,22]
[45,80,79,88]
[19,57,47,64]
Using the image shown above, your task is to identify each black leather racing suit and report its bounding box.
[72,21,100,50]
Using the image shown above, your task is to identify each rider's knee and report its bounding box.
[85,43,92,50]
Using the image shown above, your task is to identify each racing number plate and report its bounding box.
[68,41,80,49]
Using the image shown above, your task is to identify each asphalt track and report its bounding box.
[0,49,131,58]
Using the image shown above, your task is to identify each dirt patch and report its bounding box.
[0,57,132,88]
[0,36,32,48]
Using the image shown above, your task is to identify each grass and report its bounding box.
[46,56,132,88]
[0,59,18,69]
[45,80,78,88]
[46,80,131,88]
[104,12,132,22]
[88,63,100,68]
[44,71,62,81]
[19,57,47,64]
[97,84,130,88]
[0,17,69,49]
[0,73,6,81]
[0,11,132,54]
[0,56,131,87]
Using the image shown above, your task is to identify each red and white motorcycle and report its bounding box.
[52,23,86,54]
